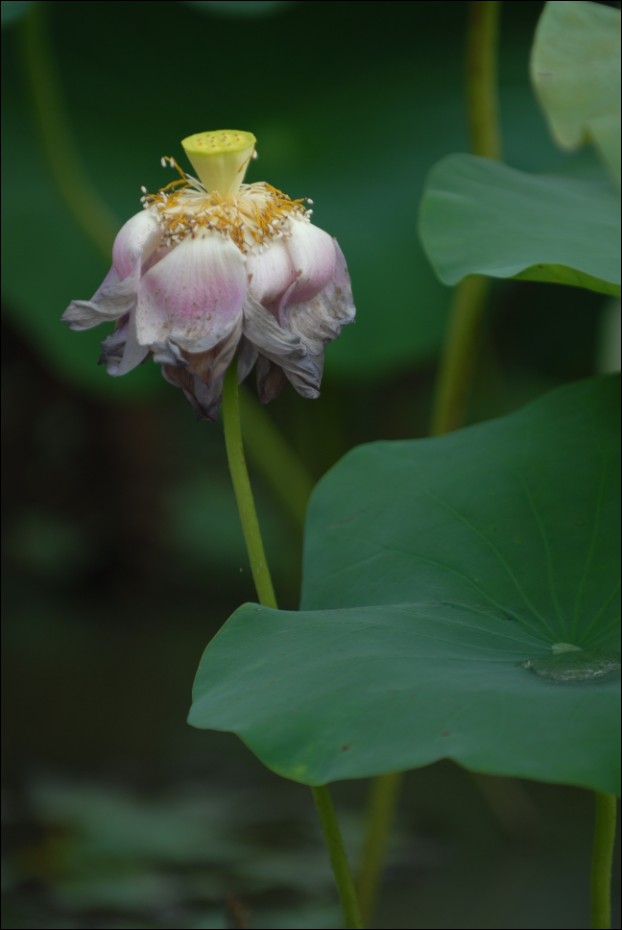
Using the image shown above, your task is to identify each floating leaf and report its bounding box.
[190,377,620,793]
[419,154,620,295]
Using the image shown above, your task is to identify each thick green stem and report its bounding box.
[466,1,502,160]
[590,792,618,929]
[222,365,277,609]
[21,3,118,258]
[222,364,362,928]
[357,772,402,926]
[430,275,491,435]
[430,1,502,436]
[313,785,364,929]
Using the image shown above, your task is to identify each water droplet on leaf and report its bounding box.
[521,645,620,682]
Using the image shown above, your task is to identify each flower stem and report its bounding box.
[590,792,618,929]
[312,785,364,929]
[238,385,314,531]
[356,772,402,926]
[221,364,362,928]
[222,365,277,609]
[20,2,118,259]
[430,0,502,437]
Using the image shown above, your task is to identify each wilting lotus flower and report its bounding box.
[63,130,356,419]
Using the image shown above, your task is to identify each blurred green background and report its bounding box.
[2,1,619,927]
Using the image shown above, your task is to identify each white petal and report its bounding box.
[62,211,162,331]
[100,315,150,376]
[236,337,259,384]
[112,209,162,278]
[286,242,356,356]
[282,218,338,306]
[246,240,295,304]
[135,234,246,353]
[62,268,136,331]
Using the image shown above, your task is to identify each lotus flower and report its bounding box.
[63,130,356,419]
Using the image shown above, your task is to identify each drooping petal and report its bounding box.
[99,314,150,376]
[285,241,356,356]
[112,209,162,279]
[62,268,137,331]
[254,356,289,404]
[236,337,259,385]
[62,211,163,332]
[136,234,247,352]
[161,315,243,420]
[280,217,338,308]
[243,296,322,399]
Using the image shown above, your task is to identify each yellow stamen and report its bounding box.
[143,172,309,253]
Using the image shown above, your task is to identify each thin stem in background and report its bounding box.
[590,793,618,930]
[21,3,118,259]
[429,274,491,436]
[356,772,402,926]
[222,364,362,929]
[313,786,364,930]
[466,0,502,160]
[430,0,501,437]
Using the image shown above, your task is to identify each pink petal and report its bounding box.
[246,240,295,304]
[282,218,338,305]
[112,209,162,279]
[135,233,247,352]
[286,242,356,356]
[62,211,162,331]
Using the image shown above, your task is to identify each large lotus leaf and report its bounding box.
[190,377,620,793]
[531,1,621,186]
[418,154,620,295]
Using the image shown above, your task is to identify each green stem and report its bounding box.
[430,1,502,437]
[222,365,277,609]
[313,785,364,929]
[222,364,362,928]
[21,3,118,258]
[238,385,314,531]
[430,275,491,436]
[357,772,402,926]
[466,1,502,160]
[590,792,618,929]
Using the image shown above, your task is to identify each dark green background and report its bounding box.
[2,1,618,927]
